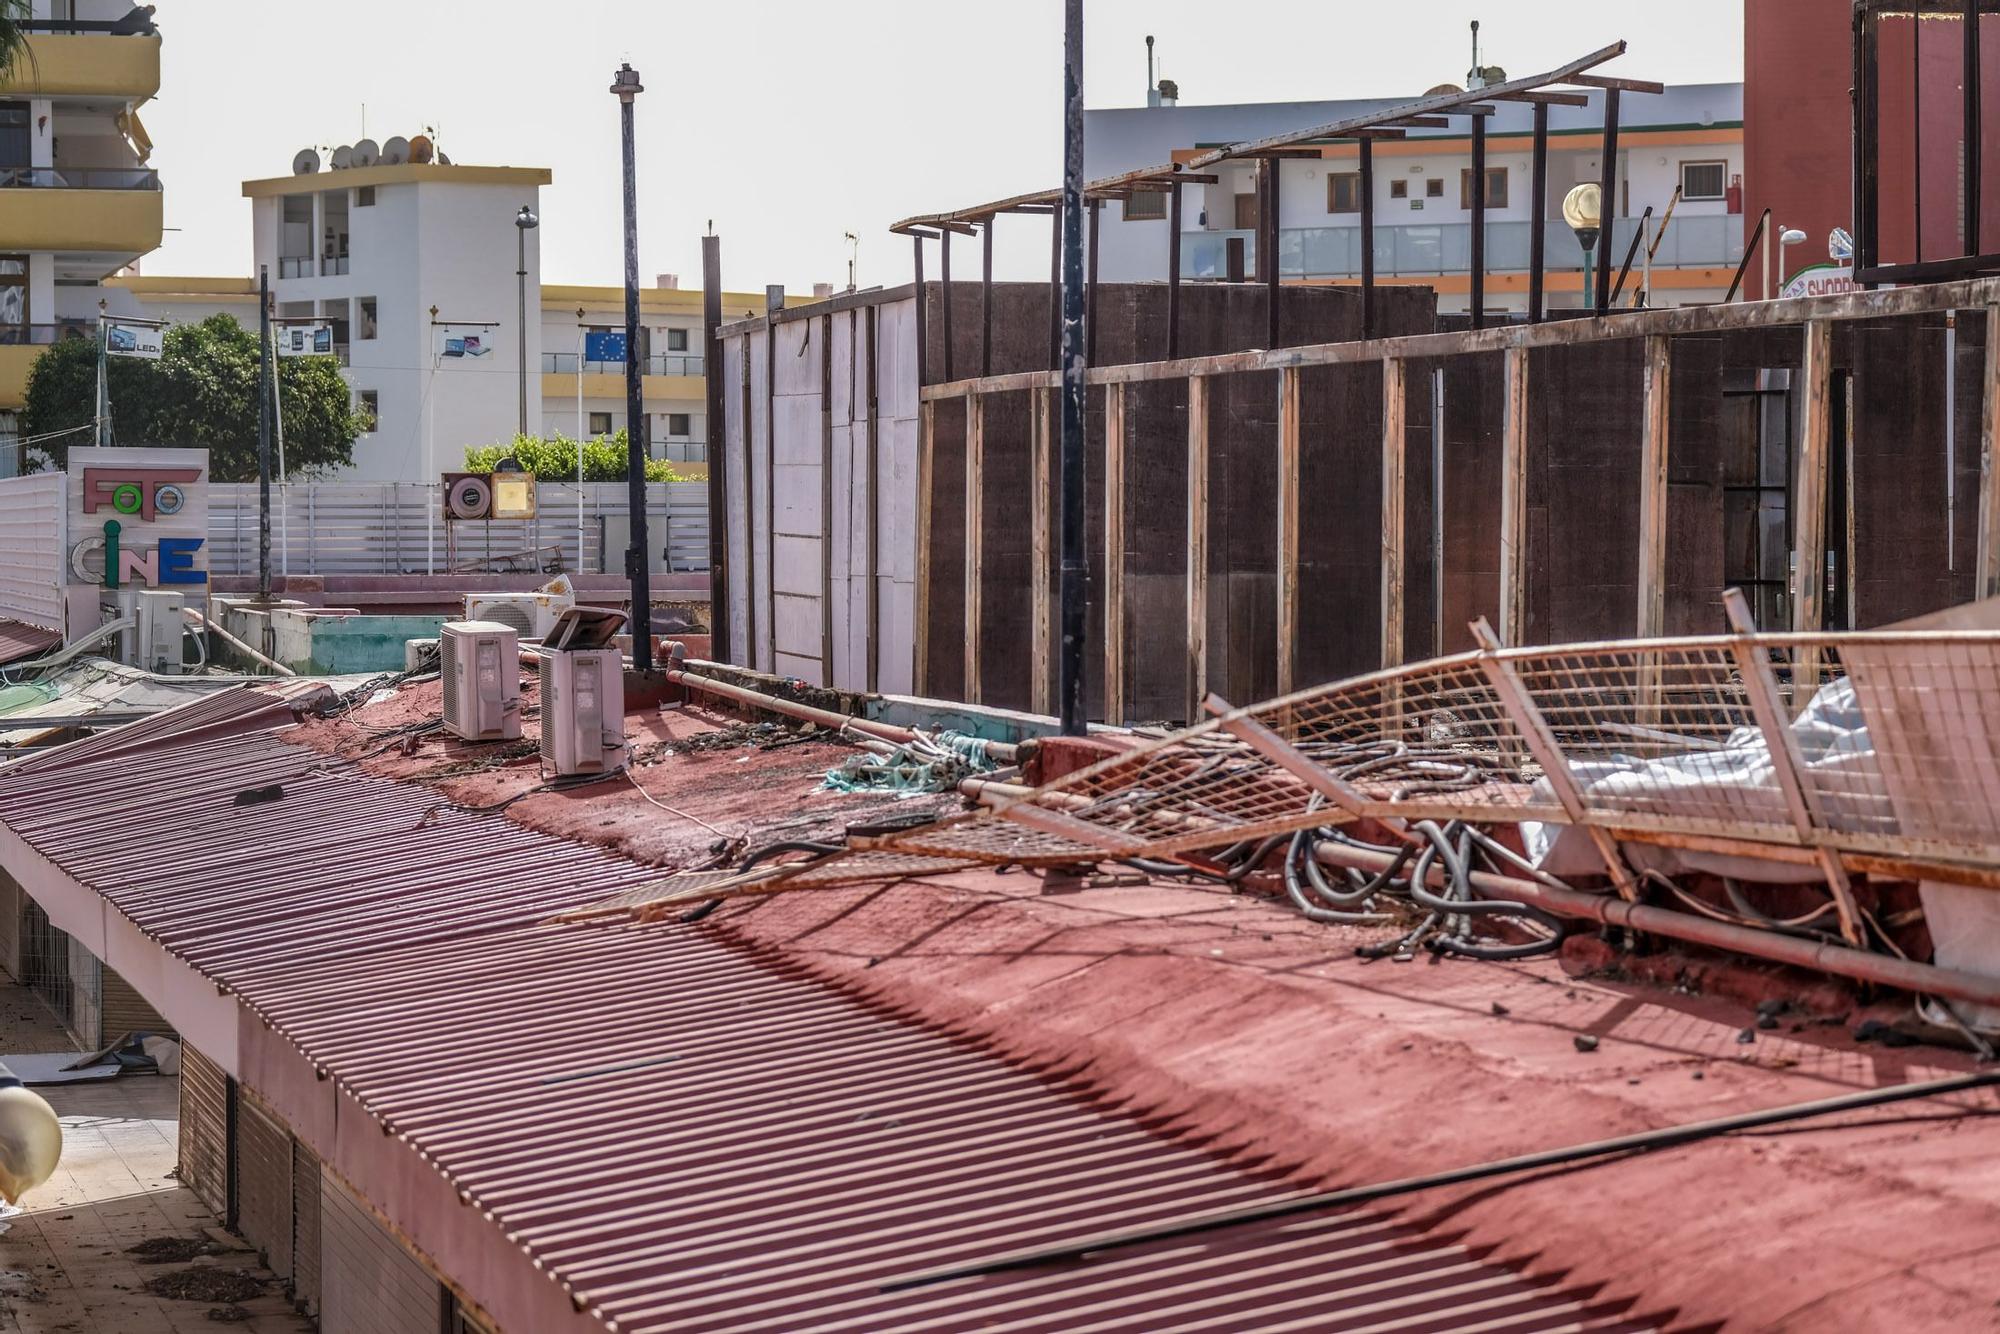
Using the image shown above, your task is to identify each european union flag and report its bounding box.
[584,330,628,365]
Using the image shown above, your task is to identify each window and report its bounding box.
[1124,191,1166,221]
[667,412,691,436]
[357,297,377,340]
[356,185,376,207]
[1326,172,1362,215]
[0,256,26,332]
[0,103,27,171]
[1234,191,1259,230]
[666,328,689,352]
[1425,177,1444,199]
[357,390,378,432]
[1390,179,1408,200]
[588,411,613,436]
[1680,160,1728,201]
[1459,166,1509,210]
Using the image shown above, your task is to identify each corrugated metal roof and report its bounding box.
[0,727,1677,1333]
[1,681,330,775]
[0,618,59,666]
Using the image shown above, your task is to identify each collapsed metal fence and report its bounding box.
[207,481,710,577]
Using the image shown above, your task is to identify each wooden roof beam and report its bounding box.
[1486,89,1592,106]
[1562,72,1667,94]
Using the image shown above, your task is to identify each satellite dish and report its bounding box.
[1424,83,1464,96]
[292,147,320,175]
[409,133,435,164]
[352,138,380,167]
[330,144,353,169]
[446,474,493,521]
[382,135,410,165]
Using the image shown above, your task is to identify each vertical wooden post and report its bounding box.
[940,228,954,383]
[1977,304,2000,599]
[1381,358,1406,670]
[914,397,935,694]
[963,388,984,703]
[1185,374,1210,722]
[1359,140,1376,339]
[1499,345,1531,647]
[1637,334,1672,637]
[1277,366,1302,696]
[1595,87,1621,317]
[1469,114,1487,329]
[1030,385,1054,715]
[1528,102,1549,323]
[980,217,994,378]
[1086,199,1102,367]
[1795,318,1833,690]
[1104,381,1128,723]
[1264,158,1282,349]
[1167,182,1184,359]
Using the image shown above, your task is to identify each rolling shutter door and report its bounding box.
[100,966,173,1039]
[235,1091,293,1283]
[291,1140,322,1319]
[177,1044,230,1217]
[319,1172,443,1334]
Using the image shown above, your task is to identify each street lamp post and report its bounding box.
[1562,183,1602,312]
[611,62,653,672]
[514,204,538,439]
[1776,226,1808,299]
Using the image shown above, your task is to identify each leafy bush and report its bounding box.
[465,431,684,483]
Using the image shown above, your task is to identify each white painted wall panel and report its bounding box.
[0,473,66,632]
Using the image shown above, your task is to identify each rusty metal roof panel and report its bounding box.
[0,618,59,666]
[1,682,330,775]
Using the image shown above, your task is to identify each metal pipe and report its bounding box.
[1048,204,1062,370]
[257,264,272,602]
[1609,204,1652,304]
[1167,181,1183,358]
[981,215,994,378]
[612,63,654,673]
[1059,0,1089,737]
[702,235,729,659]
[1359,139,1376,339]
[1594,87,1620,316]
[1307,839,2000,1008]
[887,1066,2000,1290]
[1528,102,1549,323]
[667,664,1020,763]
[1469,114,1486,329]
[1726,209,1770,303]
[184,608,296,677]
[941,227,955,382]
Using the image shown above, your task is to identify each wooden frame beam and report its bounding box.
[1381,358,1406,669]
[963,389,984,703]
[1636,334,1671,637]
[1104,381,1128,724]
[1187,374,1210,723]
[1030,386,1054,715]
[1277,367,1302,697]
[1499,345,1530,647]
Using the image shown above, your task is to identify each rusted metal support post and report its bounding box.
[1167,180,1184,358]
[1470,113,1487,329]
[1528,102,1549,323]
[613,63,653,672]
[1104,381,1128,724]
[1978,304,2000,599]
[1185,374,1209,722]
[1030,385,1053,715]
[940,227,954,382]
[1058,0,1088,735]
[1381,358,1405,669]
[1276,366,1301,696]
[963,388,984,703]
[1499,345,1530,646]
[1636,334,1671,638]
[980,216,994,378]
[1594,87,1620,318]
[1359,139,1377,339]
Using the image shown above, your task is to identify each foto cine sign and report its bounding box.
[68,464,209,589]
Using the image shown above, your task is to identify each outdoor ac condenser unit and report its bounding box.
[537,605,628,777]
[99,589,187,674]
[465,590,574,642]
[440,620,521,742]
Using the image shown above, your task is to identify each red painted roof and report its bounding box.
[0,718,1677,1333]
[0,618,59,666]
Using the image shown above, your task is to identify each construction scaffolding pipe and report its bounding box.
[1309,839,2000,1010]
[667,665,1021,764]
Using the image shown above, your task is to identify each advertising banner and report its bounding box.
[276,324,333,357]
[105,322,164,359]
[64,446,210,590]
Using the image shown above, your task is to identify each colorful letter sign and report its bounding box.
[65,448,209,590]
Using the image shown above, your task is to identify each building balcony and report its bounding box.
[0,322,124,408]
[543,351,706,378]
[0,30,161,101]
[0,168,162,257]
[1180,214,1745,280]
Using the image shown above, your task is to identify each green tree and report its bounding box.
[466,432,685,483]
[0,1,35,82]
[21,314,367,479]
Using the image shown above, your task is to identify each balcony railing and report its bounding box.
[1181,215,1746,280]
[543,352,707,378]
[19,16,159,35]
[0,320,96,346]
[658,439,707,464]
[0,166,160,191]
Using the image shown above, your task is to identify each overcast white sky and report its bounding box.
[144,1,1744,294]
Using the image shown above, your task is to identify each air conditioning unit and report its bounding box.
[464,590,575,642]
[440,620,521,741]
[538,607,628,777]
[99,590,187,674]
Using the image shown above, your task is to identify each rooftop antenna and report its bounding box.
[1146,34,1157,106]
[844,231,859,292]
[1467,21,1482,90]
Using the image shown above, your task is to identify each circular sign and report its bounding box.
[111,482,143,514]
[153,484,186,516]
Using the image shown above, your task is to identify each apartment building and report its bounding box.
[0,2,163,446]
[1086,80,1746,313]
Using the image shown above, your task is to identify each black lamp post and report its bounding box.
[611,62,653,671]
[514,204,538,438]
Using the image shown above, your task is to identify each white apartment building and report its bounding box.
[1085,81,1747,313]
[0,1,163,449]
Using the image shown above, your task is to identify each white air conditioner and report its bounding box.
[440,620,521,741]
[464,590,574,642]
[99,589,187,674]
[538,647,625,776]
